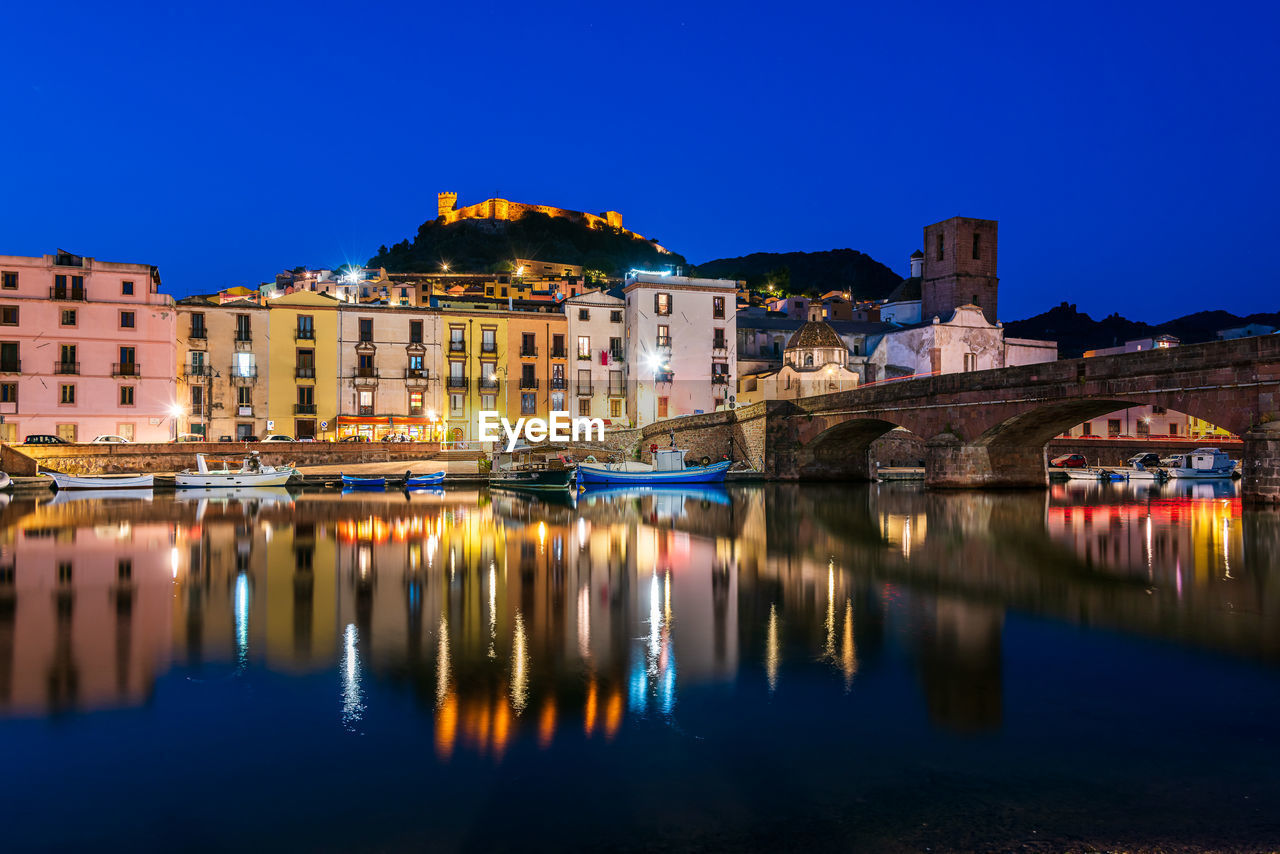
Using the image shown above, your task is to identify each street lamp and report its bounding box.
[168,403,185,442]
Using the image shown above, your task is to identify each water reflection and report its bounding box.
[0,479,1275,741]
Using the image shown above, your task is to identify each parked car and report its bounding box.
[340,435,370,443]
[1049,453,1088,469]
[23,434,68,445]
[262,434,294,442]
[1129,452,1163,468]
[174,433,206,443]
[90,435,132,444]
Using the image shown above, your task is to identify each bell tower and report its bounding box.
[921,217,999,323]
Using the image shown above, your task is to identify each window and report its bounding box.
[521,393,536,415]
[610,310,622,323]
[713,328,726,349]
[579,398,591,416]
[0,383,15,403]
[409,320,423,344]
[120,386,134,406]
[1169,423,1179,436]
[1107,419,1121,437]
[57,423,77,442]
[609,398,623,419]
[409,390,424,412]
[190,313,206,338]
[657,324,670,347]
[119,346,135,370]
[963,352,976,372]
[0,306,16,326]
[551,392,565,411]
[1082,423,1092,436]
[116,310,135,328]
[577,368,591,394]
[59,384,75,404]
[481,393,496,410]
[359,317,373,342]
[654,293,672,316]
[0,423,12,444]
[233,352,254,378]
[805,354,814,367]
[60,343,79,367]
[237,386,251,407]
[235,314,251,341]
[713,297,725,319]
[657,397,668,419]
[357,390,372,415]
[408,354,424,372]
[521,332,537,356]
[190,385,204,409]
[481,327,495,353]
[298,386,315,406]
[1137,420,1150,437]
[936,231,945,261]
[578,308,590,321]
[552,333,565,357]
[577,336,591,359]
[609,337,623,360]
[450,326,465,352]
[297,315,314,339]
[122,280,134,295]
[609,370,624,395]
[357,354,375,377]
[117,423,135,442]
[60,309,76,326]
[972,233,981,260]
[296,349,315,377]
[0,341,18,372]
[1,272,15,290]
[450,393,464,416]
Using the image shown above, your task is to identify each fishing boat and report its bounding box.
[578,447,733,487]
[41,471,154,490]
[1162,447,1238,479]
[489,446,576,493]
[341,474,386,490]
[404,471,446,488]
[1064,467,1123,481]
[175,453,295,488]
[1120,452,1168,481]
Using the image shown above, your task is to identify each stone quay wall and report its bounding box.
[1,441,443,476]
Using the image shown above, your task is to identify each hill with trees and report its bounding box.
[367,211,683,278]
[1005,302,1280,358]
[690,249,902,300]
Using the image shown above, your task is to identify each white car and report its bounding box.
[91,435,132,444]
[261,434,295,442]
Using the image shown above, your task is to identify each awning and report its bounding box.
[336,415,440,426]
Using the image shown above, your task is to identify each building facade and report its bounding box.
[175,300,270,440]
[0,251,175,443]
[624,273,737,427]
[565,289,628,424]
[335,306,443,441]
[266,292,340,440]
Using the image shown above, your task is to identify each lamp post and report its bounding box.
[645,352,663,426]
[168,404,185,442]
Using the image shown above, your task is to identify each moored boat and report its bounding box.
[175,453,295,488]
[578,447,733,487]
[489,446,576,493]
[405,471,446,488]
[0,471,10,491]
[1120,452,1168,481]
[1162,447,1238,479]
[341,474,386,490]
[42,471,154,490]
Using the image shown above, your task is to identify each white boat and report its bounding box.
[0,471,10,491]
[175,453,296,488]
[42,471,154,490]
[1065,467,1110,481]
[1120,452,1167,481]
[578,447,734,486]
[1163,447,1238,479]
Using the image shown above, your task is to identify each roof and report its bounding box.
[786,320,845,350]
[885,276,921,303]
[910,250,925,259]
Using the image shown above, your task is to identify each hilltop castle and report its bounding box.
[436,192,665,251]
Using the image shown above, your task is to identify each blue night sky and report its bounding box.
[2,1,1277,321]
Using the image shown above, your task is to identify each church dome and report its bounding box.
[786,320,844,350]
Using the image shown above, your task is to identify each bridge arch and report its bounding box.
[974,396,1243,452]
[796,416,920,480]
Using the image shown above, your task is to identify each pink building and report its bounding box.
[0,250,176,443]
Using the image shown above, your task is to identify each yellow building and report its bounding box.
[440,309,507,443]
[506,310,568,424]
[267,292,341,439]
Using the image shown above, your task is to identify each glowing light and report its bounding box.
[170,546,180,579]
[341,623,365,729]
[646,353,662,371]
[426,409,437,421]
[511,612,529,714]
[577,584,591,659]
[234,572,249,668]
[766,603,780,693]
[436,614,451,709]
[167,404,185,418]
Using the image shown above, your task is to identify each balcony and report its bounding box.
[54,361,79,375]
[610,350,625,363]
[295,366,316,380]
[481,341,497,354]
[655,370,674,384]
[353,367,379,387]
[577,352,592,361]
[295,329,315,341]
[576,382,592,396]
[112,363,140,377]
[712,340,728,354]
[550,377,567,390]
[712,374,730,385]
[184,364,211,378]
[357,406,374,416]
[405,368,429,386]
[449,340,466,353]
[230,367,258,385]
[234,335,253,351]
[480,376,499,390]
[550,347,567,359]
[519,377,539,390]
[294,403,317,415]
[656,336,671,349]
[189,405,207,418]
[0,361,19,374]
[447,375,467,390]
[520,345,539,358]
[49,287,86,301]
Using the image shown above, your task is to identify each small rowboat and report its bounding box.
[405,471,445,488]
[43,471,154,490]
[341,474,386,490]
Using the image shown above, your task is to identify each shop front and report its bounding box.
[336,414,446,443]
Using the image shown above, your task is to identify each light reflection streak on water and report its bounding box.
[766,603,780,693]
[234,572,249,669]
[628,571,677,717]
[436,613,450,709]
[841,598,857,689]
[488,563,497,659]
[1223,516,1231,578]
[511,611,529,715]
[577,584,591,661]
[824,561,836,659]
[341,623,364,729]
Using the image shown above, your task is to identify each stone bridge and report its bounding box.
[642,335,1280,501]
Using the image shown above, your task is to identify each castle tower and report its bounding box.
[921,217,999,324]
[438,192,458,218]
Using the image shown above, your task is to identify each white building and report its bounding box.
[565,288,629,424]
[624,273,737,427]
